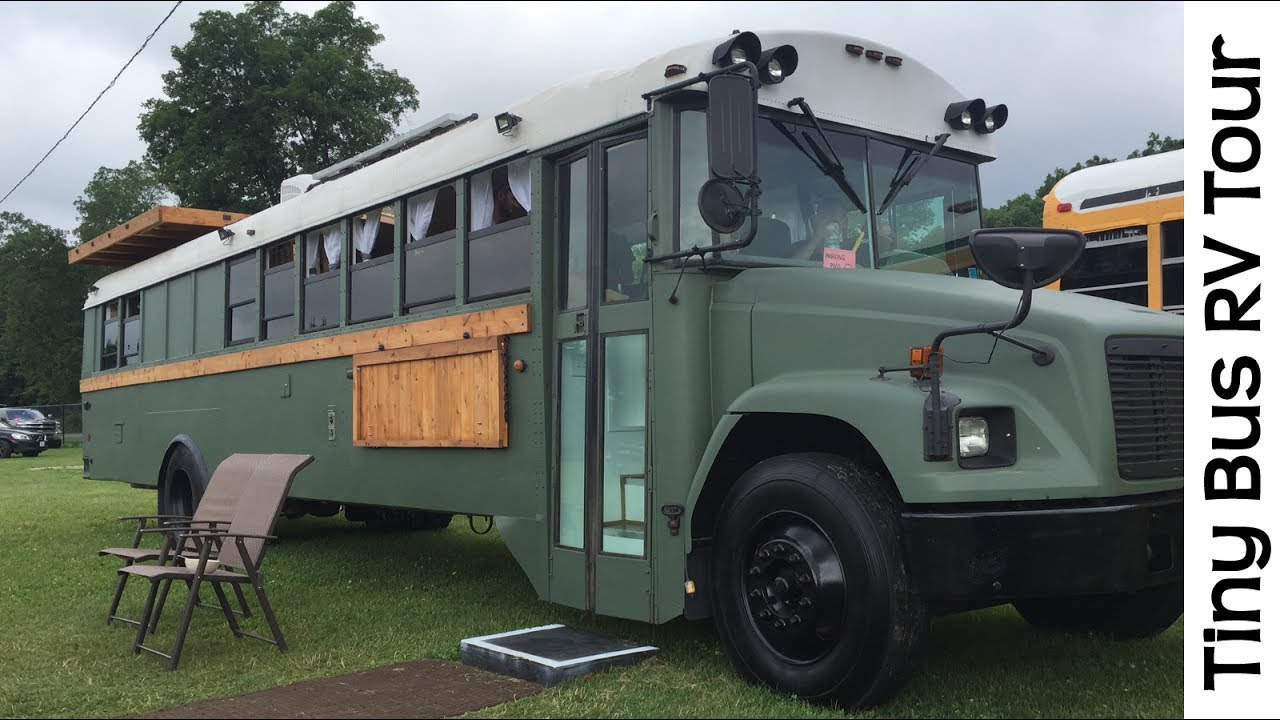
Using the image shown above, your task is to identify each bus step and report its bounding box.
[460,624,657,687]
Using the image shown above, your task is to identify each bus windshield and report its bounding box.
[679,109,981,276]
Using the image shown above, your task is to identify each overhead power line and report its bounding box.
[0,1,183,208]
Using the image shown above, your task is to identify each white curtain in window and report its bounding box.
[306,233,320,272]
[407,191,437,242]
[470,170,494,232]
[323,225,342,267]
[509,158,532,212]
[355,213,380,258]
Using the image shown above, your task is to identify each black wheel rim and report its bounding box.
[741,510,846,664]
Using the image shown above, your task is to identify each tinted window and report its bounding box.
[1060,237,1148,290]
[468,223,532,301]
[228,255,256,304]
[1161,219,1184,260]
[604,139,649,303]
[404,237,455,309]
[560,156,588,310]
[1162,263,1184,308]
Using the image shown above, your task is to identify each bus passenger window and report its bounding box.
[467,159,533,301]
[100,301,120,370]
[226,253,258,345]
[471,160,531,232]
[263,239,295,340]
[404,186,457,313]
[350,205,396,325]
[303,223,343,332]
[122,294,141,365]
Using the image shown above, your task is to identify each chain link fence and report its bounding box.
[2,403,83,447]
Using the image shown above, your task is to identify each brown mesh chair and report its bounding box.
[99,454,263,627]
[121,453,314,670]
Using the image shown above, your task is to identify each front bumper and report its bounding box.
[4,436,49,454]
[902,490,1181,602]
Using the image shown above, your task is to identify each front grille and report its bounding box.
[1106,337,1183,479]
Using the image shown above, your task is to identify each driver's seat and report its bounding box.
[739,217,793,259]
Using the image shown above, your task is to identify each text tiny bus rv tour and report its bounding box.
[79,31,1184,708]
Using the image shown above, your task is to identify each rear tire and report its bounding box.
[710,452,928,709]
[1013,580,1183,639]
[158,443,208,519]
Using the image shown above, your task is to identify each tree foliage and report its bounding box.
[72,160,171,244]
[138,1,420,214]
[985,133,1184,228]
[0,213,99,403]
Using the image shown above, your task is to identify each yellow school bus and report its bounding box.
[1042,149,1183,313]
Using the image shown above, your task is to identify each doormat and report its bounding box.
[134,658,541,719]
[461,624,658,687]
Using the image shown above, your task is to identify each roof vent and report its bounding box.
[280,174,316,204]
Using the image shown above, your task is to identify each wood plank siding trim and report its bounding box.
[69,206,251,266]
[80,304,530,393]
[352,336,507,448]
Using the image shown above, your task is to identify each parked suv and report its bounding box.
[0,408,62,457]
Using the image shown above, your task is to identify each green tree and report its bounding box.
[0,213,97,403]
[1127,132,1183,159]
[73,160,171,244]
[138,1,419,214]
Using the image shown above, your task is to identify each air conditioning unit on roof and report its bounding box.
[279,174,316,204]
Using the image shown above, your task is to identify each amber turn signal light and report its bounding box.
[909,346,940,379]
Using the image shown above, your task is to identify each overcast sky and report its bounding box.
[0,1,1183,237]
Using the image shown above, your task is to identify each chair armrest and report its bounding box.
[159,519,230,528]
[178,531,278,542]
[117,514,190,522]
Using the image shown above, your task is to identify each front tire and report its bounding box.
[710,453,928,709]
[22,451,41,458]
[0,440,12,459]
[1013,580,1183,639]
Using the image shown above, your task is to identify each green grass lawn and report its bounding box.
[0,448,1182,718]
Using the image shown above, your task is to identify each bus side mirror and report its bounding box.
[706,72,758,181]
[969,228,1086,290]
[699,72,759,235]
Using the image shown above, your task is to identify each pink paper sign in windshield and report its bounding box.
[823,248,856,269]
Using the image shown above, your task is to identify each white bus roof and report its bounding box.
[87,29,999,309]
[1050,148,1184,209]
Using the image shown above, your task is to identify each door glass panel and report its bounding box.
[557,339,588,549]
[601,333,647,556]
[604,139,649,303]
[561,157,589,310]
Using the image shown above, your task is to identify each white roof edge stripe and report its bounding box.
[1051,149,1184,207]
[86,29,997,309]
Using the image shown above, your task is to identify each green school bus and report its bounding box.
[79,30,1183,707]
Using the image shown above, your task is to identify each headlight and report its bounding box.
[11,433,30,441]
[957,417,989,458]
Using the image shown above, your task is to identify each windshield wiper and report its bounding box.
[877,132,950,215]
[780,97,867,213]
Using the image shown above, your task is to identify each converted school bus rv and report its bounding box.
[78,30,1184,708]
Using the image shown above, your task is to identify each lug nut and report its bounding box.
[789,616,801,625]
[749,589,763,599]
[798,597,812,608]
[774,620,786,630]
[787,553,800,563]
[799,573,812,584]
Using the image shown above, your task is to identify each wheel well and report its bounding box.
[690,413,899,541]
[156,435,209,494]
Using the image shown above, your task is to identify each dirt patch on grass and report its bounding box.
[135,659,540,718]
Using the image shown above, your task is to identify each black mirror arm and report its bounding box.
[641,61,761,109]
[647,186,761,264]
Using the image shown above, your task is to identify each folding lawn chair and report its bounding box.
[121,453,313,670]
[99,453,263,628]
